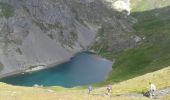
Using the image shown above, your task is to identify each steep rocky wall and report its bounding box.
[0,0,96,76]
[0,0,136,76]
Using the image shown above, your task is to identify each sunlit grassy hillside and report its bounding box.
[1,66,170,100]
[131,0,170,12]
[99,2,170,84]
[1,0,170,100]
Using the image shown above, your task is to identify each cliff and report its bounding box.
[0,0,135,76]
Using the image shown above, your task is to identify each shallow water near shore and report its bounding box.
[0,53,112,88]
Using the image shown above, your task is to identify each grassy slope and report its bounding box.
[0,2,14,18]
[1,66,170,100]
[131,0,170,12]
[1,1,170,100]
[100,1,170,84]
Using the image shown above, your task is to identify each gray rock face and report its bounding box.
[0,0,96,76]
[0,0,136,76]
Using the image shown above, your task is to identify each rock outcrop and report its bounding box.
[0,0,136,76]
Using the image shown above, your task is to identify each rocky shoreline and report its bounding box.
[0,50,97,79]
[0,51,78,79]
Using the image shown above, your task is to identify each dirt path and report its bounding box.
[117,87,170,99]
[88,87,170,99]
[155,87,170,99]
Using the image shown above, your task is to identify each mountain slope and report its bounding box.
[0,0,170,100]
[0,0,97,76]
[0,0,135,76]
[108,5,170,83]
[1,65,170,100]
[92,0,170,84]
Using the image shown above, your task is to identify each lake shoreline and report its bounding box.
[0,51,80,79]
[0,51,103,79]
[0,52,113,87]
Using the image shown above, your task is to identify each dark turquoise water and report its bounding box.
[0,53,112,88]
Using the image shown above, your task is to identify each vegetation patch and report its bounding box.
[92,4,170,85]
[131,0,170,12]
[0,62,4,72]
[59,31,78,48]
[33,20,63,31]
[0,2,14,18]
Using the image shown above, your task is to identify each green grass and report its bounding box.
[1,66,170,100]
[0,2,14,18]
[0,62,3,72]
[48,66,170,99]
[131,0,151,12]
[33,21,63,31]
[131,0,170,12]
[93,5,170,85]
[107,45,170,83]
[96,66,170,95]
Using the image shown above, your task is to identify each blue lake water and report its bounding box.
[0,53,112,88]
